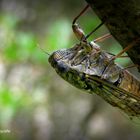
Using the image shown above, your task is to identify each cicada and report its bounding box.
[48,5,140,118]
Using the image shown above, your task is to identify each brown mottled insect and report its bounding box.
[48,5,140,118]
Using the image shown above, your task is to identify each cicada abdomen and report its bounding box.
[92,57,140,118]
[119,70,140,97]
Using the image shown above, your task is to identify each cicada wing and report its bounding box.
[86,75,140,118]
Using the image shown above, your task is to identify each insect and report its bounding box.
[48,4,140,118]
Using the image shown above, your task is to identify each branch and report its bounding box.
[85,0,140,71]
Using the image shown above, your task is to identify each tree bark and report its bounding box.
[85,0,140,71]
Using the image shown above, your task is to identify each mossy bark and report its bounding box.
[85,0,140,71]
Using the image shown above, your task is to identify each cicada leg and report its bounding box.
[72,4,109,61]
[111,38,140,60]
[93,33,112,43]
[104,38,140,77]
[72,4,89,41]
[72,4,105,42]
[104,38,140,70]
[122,64,140,70]
[85,22,104,40]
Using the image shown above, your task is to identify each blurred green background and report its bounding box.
[0,0,140,140]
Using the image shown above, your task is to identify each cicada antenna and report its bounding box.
[37,43,50,56]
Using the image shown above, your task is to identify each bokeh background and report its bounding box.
[0,0,140,140]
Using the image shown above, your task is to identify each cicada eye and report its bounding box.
[53,51,62,60]
[52,50,68,61]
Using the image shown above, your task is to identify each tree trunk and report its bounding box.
[85,0,140,71]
